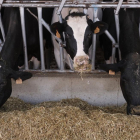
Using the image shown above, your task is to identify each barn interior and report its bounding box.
[0,0,129,106]
[1,0,140,139]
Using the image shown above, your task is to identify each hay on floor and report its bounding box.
[0,97,140,140]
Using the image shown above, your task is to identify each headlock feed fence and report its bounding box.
[0,0,140,72]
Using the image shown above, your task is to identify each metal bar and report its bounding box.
[58,13,65,71]
[21,69,107,74]
[0,13,5,42]
[69,56,74,70]
[92,8,98,70]
[41,19,63,44]
[37,7,45,71]
[104,30,116,45]
[2,2,140,8]
[114,13,120,43]
[97,17,119,64]
[20,7,29,70]
[58,14,63,23]
[92,34,96,70]
[104,30,117,63]
[111,47,116,63]
[115,0,124,14]
[57,0,67,15]
[114,11,121,61]
[83,8,88,14]
[59,45,64,71]
[57,0,67,71]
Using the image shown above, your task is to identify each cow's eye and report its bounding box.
[88,33,92,38]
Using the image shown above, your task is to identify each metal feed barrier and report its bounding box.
[0,0,139,72]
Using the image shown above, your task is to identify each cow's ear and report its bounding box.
[99,60,125,73]
[88,20,108,35]
[10,71,32,81]
[51,22,65,38]
[99,63,120,73]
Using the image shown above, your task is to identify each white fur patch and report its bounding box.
[67,15,88,57]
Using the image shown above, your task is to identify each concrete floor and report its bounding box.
[12,72,126,106]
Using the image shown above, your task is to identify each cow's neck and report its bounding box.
[1,8,22,69]
[119,9,140,59]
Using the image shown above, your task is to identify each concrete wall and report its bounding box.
[12,73,126,106]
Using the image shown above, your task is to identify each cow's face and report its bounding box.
[0,59,32,106]
[51,11,108,71]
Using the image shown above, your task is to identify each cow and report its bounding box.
[51,8,106,71]
[99,8,140,115]
[0,7,32,107]
[0,6,54,107]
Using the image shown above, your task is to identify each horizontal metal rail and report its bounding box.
[2,2,140,8]
[21,69,106,74]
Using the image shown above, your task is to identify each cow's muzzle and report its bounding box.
[74,55,91,72]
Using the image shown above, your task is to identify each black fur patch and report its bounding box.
[65,12,86,20]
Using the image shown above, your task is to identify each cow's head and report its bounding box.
[99,53,140,115]
[0,59,32,107]
[51,9,108,71]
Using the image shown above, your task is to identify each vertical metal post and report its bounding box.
[37,7,45,71]
[20,7,29,70]
[58,13,65,71]
[56,0,67,71]
[114,11,121,61]
[92,8,98,70]
[57,9,66,71]
[0,13,5,42]
[59,44,64,71]
[114,14,119,44]
[83,8,88,15]
[69,56,74,70]
[112,47,116,63]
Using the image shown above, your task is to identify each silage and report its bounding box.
[74,64,92,80]
[0,97,140,140]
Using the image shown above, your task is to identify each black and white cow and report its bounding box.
[100,8,140,115]
[51,8,107,70]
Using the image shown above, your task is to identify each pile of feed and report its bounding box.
[0,97,140,140]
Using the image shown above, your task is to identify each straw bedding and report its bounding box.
[0,97,140,140]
